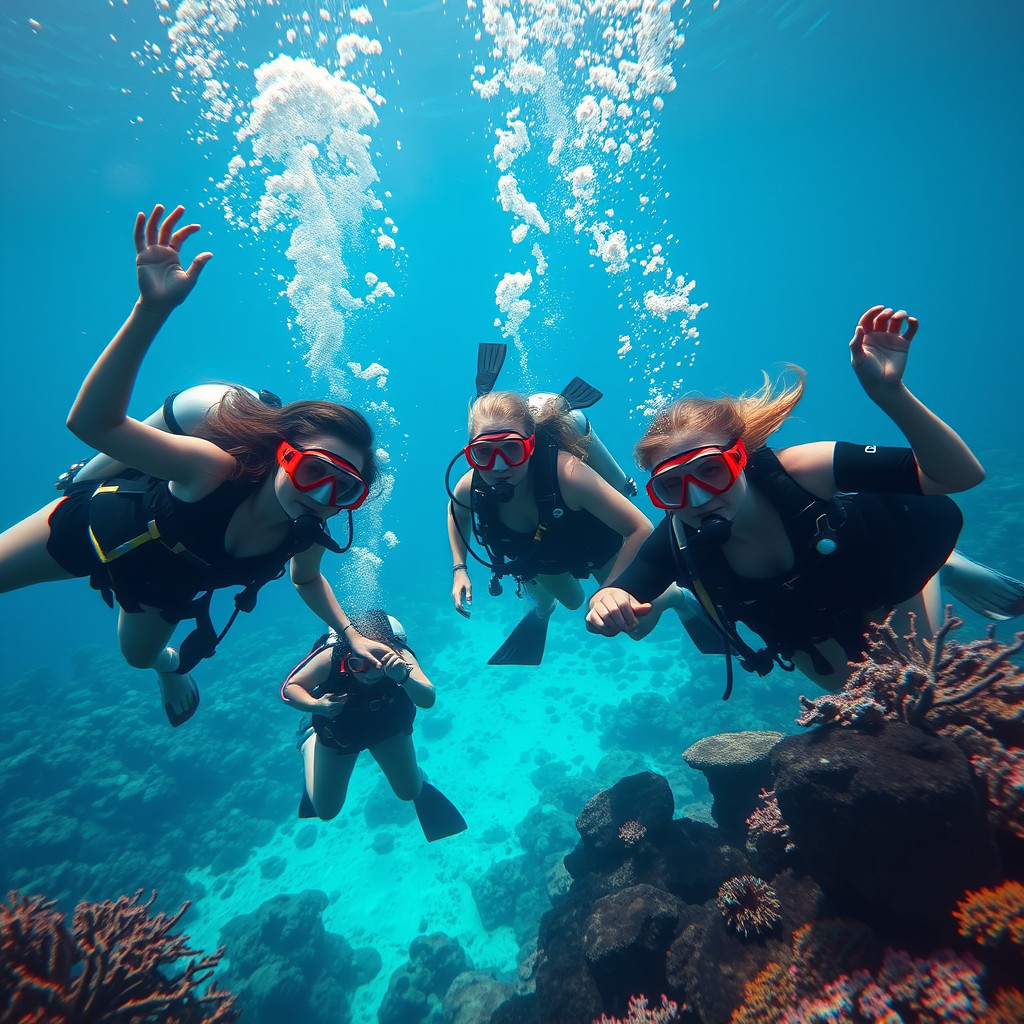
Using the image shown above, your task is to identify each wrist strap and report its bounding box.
[342,622,357,634]
[452,563,468,573]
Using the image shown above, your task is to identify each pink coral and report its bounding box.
[618,819,648,846]
[746,789,794,852]
[0,889,238,1023]
[594,993,681,1023]
[716,875,782,939]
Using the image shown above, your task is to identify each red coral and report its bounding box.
[0,889,238,1023]
[954,880,1024,950]
[593,993,681,1023]
[716,876,782,939]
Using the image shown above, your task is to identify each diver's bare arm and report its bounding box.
[395,649,435,709]
[851,306,984,494]
[448,472,474,615]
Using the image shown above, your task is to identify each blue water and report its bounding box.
[1,1,1022,1020]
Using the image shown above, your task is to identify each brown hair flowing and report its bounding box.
[196,388,378,488]
[634,366,807,469]
[470,391,587,460]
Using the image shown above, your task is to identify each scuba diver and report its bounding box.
[446,343,726,665]
[282,609,467,842]
[0,204,393,727]
[586,305,1024,697]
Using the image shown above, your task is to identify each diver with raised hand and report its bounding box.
[446,344,725,664]
[282,609,467,842]
[586,305,1024,696]
[0,204,393,727]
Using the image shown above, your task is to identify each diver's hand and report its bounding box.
[346,632,389,669]
[314,692,349,718]
[453,567,472,618]
[381,650,412,682]
[134,204,212,311]
[850,305,918,395]
[586,587,653,637]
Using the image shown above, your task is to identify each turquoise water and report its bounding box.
[1,1,1022,1021]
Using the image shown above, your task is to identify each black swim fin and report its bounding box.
[414,781,467,842]
[487,608,550,665]
[476,343,507,398]
[298,786,317,819]
[560,376,603,410]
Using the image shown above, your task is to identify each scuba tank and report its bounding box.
[57,383,281,488]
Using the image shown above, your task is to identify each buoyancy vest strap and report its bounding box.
[90,518,162,563]
[88,480,211,567]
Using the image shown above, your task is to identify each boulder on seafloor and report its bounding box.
[219,889,380,1024]
[771,721,1001,934]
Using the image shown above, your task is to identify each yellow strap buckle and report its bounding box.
[90,519,162,564]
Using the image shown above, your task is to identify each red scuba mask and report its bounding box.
[344,654,383,677]
[276,441,369,510]
[464,431,536,470]
[646,438,748,510]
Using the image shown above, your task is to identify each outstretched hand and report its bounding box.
[134,204,212,310]
[849,305,918,393]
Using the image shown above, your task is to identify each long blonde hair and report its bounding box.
[634,366,807,469]
[470,391,587,459]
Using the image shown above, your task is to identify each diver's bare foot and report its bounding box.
[157,671,200,727]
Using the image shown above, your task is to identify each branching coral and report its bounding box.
[796,609,1024,839]
[954,880,1024,950]
[593,993,681,1023]
[716,875,782,939]
[0,889,238,1023]
[796,608,1024,735]
[745,789,794,852]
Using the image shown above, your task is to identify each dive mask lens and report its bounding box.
[646,439,747,510]
[277,442,369,509]
[465,432,536,470]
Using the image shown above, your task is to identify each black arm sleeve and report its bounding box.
[605,517,682,602]
[833,441,923,495]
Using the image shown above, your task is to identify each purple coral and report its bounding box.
[716,875,782,938]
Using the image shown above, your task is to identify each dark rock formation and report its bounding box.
[771,722,1001,933]
[219,889,380,1024]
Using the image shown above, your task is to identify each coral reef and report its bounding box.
[593,994,681,1023]
[954,881,1024,950]
[0,889,237,1023]
[715,876,782,939]
[732,943,989,1023]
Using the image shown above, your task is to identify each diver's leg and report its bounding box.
[369,733,423,802]
[303,733,358,820]
[117,606,202,725]
[529,572,584,611]
[0,501,76,592]
[891,575,943,640]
